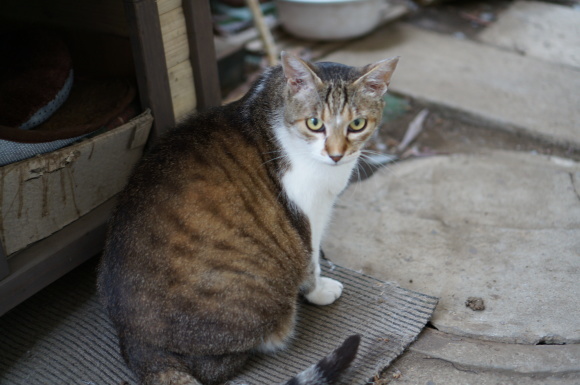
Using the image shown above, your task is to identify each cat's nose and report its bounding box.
[329,154,343,163]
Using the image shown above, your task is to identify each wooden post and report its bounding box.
[124,0,176,140]
[0,240,9,281]
[182,0,222,110]
[246,0,278,66]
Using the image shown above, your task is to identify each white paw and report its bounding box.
[305,277,343,305]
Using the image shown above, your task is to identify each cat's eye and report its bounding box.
[306,117,325,132]
[348,118,367,132]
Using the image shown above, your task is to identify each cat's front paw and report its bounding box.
[305,277,343,306]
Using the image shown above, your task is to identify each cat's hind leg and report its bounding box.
[120,338,198,385]
[142,370,201,385]
[186,353,249,384]
[141,354,249,385]
[120,336,248,385]
[256,304,297,353]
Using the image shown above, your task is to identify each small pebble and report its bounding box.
[465,296,485,311]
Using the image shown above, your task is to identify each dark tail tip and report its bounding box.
[285,335,361,385]
[317,334,361,383]
[337,334,361,360]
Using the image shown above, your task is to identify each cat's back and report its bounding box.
[114,103,270,225]
[99,102,309,351]
[105,100,306,271]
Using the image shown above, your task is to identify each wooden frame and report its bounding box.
[0,0,221,315]
[124,0,176,140]
[183,0,222,110]
[0,200,113,314]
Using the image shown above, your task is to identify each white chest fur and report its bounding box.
[275,124,356,258]
[280,151,355,306]
[283,156,353,250]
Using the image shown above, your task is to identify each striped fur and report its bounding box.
[98,53,397,385]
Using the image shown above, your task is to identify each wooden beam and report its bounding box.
[0,199,114,316]
[182,0,221,110]
[0,239,9,281]
[124,0,175,139]
[246,0,278,66]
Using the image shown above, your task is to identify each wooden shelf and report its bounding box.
[0,198,115,316]
[0,0,221,315]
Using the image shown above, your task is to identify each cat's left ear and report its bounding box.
[281,51,322,95]
[355,56,400,98]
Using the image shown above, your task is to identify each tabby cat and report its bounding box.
[98,52,399,385]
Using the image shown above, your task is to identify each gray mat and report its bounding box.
[0,259,437,385]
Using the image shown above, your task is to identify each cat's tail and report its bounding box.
[284,335,361,385]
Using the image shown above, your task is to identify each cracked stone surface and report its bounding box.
[380,349,579,385]
[478,0,580,68]
[409,329,580,374]
[324,150,580,344]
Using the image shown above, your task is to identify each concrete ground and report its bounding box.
[320,1,580,383]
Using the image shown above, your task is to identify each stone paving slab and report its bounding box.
[324,150,580,344]
[381,350,579,385]
[323,23,580,148]
[410,329,580,374]
[478,1,580,69]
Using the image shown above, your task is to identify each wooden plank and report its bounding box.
[182,0,221,110]
[168,61,196,121]
[160,7,190,69]
[124,0,176,140]
[0,199,115,316]
[158,0,182,15]
[0,112,152,256]
[0,240,8,281]
[246,0,277,65]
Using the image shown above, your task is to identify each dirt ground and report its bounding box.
[375,99,580,163]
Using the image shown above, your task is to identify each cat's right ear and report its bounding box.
[355,56,400,98]
[281,51,321,95]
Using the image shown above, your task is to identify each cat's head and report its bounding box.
[278,52,399,166]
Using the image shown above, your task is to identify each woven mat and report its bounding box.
[0,259,437,385]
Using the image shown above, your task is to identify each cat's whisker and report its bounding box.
[340,160,362,199]
[261,155,287,166]
[357,154,382,180]
[353,161,363,184]
[360,148,398,158]
[357,159,371,183]
[358,153,393,193]
[360,149,398,162]
[360,149,386,155]
[360,151,398,173]
[350,166,363,197]
[261,149,284,156]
